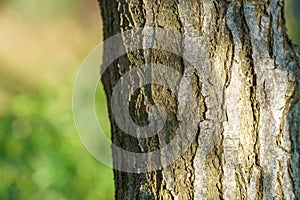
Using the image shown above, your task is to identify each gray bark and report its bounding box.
[98,0,300,199]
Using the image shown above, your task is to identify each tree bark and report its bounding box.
[98,0,300,199]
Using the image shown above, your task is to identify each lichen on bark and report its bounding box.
[98,0,300,199]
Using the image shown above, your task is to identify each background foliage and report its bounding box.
[0,0,299,199]
[0,0,113,199]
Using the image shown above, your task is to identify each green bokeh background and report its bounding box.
[0,0,113,199]
[0,0,299,199]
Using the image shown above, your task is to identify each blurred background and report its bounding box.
[0,0,113,199]
[0,0,299,199]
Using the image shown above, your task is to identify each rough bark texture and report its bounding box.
[98,0,300,199]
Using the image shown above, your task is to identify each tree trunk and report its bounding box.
[98,0,300,199]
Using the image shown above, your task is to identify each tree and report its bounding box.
[98,0,300,199]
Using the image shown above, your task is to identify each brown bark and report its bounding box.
[98,0,300,199]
